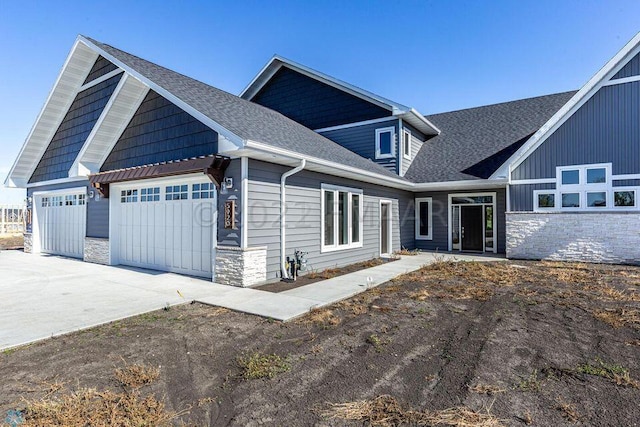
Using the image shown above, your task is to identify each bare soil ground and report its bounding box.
[257,257,398,293]
[0,234,23,250]
[1,260,640,426]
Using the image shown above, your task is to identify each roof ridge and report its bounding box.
[426,90,578,118]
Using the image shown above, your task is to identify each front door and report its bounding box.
[380,201,392,256]
[461,205,483,252]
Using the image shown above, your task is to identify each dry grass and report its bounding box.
[394,247,420,256]
[19,388,176,427]
[337,294,373,316]
[306,267,341,280]
[626,339,640,346]
[592,308,640,329]
[299,308,341,328]
[114,363,160,388]
[321,395,504,427]
[554,399,580,423]
[237,352,290,379]
[0,234,23,250]
[468,384,506,395]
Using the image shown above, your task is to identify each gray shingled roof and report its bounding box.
[405,91,577,183]
[85,37,404,181]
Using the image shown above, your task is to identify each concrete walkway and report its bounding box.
[197,252,504,321]
[1,250,502,350]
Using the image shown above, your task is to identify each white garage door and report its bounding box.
[112,176,217,278]
[34,191,87,259]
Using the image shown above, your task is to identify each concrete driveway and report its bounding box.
[0,250,221,350]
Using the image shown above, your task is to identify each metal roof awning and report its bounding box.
[88,155,231,198]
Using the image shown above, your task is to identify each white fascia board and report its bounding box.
[398,108,441,136]
[491,31,640,181]
[4,38,98,188]
[70,73,131,177]
[244,140,410,189]
[26,176,89,189]
[243,140,507,192]
[70,73,150,176]
[412,179,507,192]
[77,36,245,150]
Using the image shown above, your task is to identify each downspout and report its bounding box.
[281,159,306,279]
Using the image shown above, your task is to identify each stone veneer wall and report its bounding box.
[215,245,267,287]
[23,233,33,253]
[84,237,110,265]
[506,212,640,265]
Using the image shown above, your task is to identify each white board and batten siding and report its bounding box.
[109,174,217,279]
[33,188,87,259]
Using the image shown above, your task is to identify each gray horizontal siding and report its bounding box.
[509,183,556,212]
[29,73,123,183]
[612,52,640,80]
[319,119,399,174]
[101,91,219,171]
[26,180,90,235]
[83,56,119,85]
[218,159,242,247]
[512,81,640,180]
[251,66,391,130]
[613,179,640,187]
[246,160,413,281]
[414,188,506,253]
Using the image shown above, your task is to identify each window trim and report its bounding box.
[533,190,556,210]
[375,126,396,160]
[532,163,640,212]
[402,128,412,160]
[320,184,364,253]
[613,187,637,209]
[415,197,433,240]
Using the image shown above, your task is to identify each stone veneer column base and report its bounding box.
[215,245,267,287]
[84,237,110,265]
[23,233,33,253]
[506,212,640,265]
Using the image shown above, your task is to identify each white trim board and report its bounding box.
[314,117,397,133]
[602,74,640,87]
[490,31,640,180]
[77,69,123,92]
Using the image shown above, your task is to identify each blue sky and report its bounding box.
[1,0,639,203]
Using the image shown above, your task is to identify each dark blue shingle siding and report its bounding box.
[29,73,123,183]
[252,67,391,130]
[83,55,119,85]
[100,90,219,171]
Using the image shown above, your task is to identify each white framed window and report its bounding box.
[375,126,395,159]
[321,184,364,252]
[402,128,412,160]
[165,185,188,201]
[141,187,160,202]
[192,182,215,199]
[415,197,432,240]
[120,189,138,203]
[533,163,639,211]
[533,191,556,210]
[613,188,636,208]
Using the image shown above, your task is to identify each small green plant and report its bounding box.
[518,369,542,392]
[577,357,638,387]
[237,352,291,379]
[366,334,390,352]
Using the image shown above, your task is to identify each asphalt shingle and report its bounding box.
[405,91,577,183]
[85,37,404,181]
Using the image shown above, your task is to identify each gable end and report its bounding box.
[29,72,123,183]
[100,90,219,171]
[252,66,391,130]
[83,55,119,85]
[611,51,640,80]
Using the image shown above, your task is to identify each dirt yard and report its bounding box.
[1,260,639,426]
[0,234,23,250]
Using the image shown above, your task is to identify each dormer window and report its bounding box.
[375,127,395,159]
